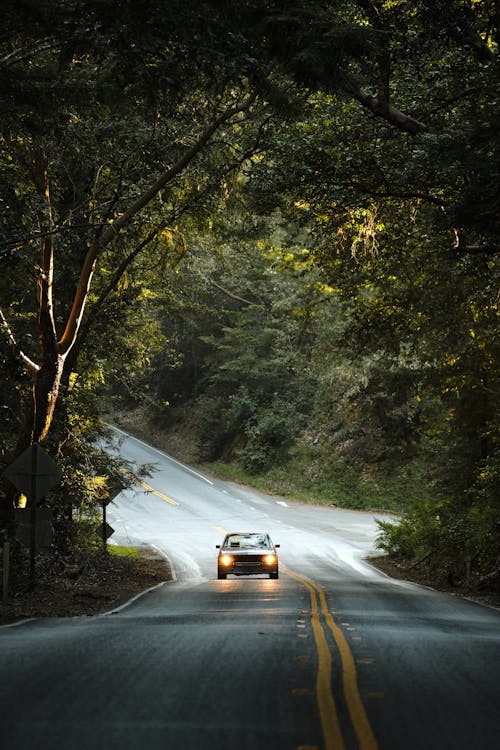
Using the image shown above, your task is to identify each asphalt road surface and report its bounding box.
[1,427,500,750]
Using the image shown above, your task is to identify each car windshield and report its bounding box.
[223,533,270,549]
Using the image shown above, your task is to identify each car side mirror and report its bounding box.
[216,545,220,549]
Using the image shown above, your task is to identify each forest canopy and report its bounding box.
[0,0,498,585]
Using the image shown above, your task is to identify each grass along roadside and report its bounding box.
[198,450,421,513]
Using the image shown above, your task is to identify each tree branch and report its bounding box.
[57,95,257,356]
[0,308,40,373]
[206,277,255,306]
[350,85,430,135]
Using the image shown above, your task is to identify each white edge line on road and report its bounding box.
[0,617,38,629]
[100,580,169,616]
[101,545,177,616]
[110,425,214,486]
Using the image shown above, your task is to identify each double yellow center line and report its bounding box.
[283,564,378,750]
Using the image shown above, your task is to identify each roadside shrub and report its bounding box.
[377,490,500,581]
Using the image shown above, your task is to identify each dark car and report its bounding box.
[216,532,280,579]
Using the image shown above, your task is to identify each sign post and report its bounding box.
[100,475,124,551]
[2,537,9,604]
[29,445,37,586]
[101,498,115,552]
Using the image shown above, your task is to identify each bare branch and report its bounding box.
[206,277,255,306]
[57,94,257,356]
[351,85,430,135]
[1,38,59,66]
[0,308,40,373]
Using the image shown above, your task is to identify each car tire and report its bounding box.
[269,569,279,579]
[218,570,227,579]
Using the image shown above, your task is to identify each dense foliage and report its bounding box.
[0,1,498,583]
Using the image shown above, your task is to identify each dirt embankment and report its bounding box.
[0,547,171,626]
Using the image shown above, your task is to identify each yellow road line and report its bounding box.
[319,587,379,750]
[283,564,379,750]
[283,565,345,750]
[136,478,179,506]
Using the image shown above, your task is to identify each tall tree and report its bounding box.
[0,0,271,526]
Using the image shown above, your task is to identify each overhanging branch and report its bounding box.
[57,94,257,356]
[206,277,255,306]
[0,308,40,374]
[351,87,430,135]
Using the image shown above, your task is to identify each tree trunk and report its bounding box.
[1,97,257,529]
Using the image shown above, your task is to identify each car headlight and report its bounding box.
[264,554,276,565]
[220,554,233,566]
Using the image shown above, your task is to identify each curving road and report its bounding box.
[1,427,500,750]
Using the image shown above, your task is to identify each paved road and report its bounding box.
[1,428,500,750]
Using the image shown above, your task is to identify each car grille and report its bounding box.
[234,559,263,568]
[231,553,275,572]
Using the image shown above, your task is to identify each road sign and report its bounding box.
[103,522,115,540]
[15,508,54,550]
[4,444,61,586]
[103,476,127,505]
[4,444,61,501]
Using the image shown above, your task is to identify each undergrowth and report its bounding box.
[200,444,427,513]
